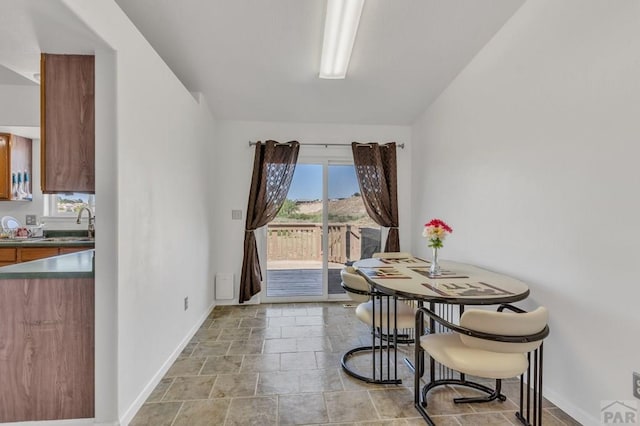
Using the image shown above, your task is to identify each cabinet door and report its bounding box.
[41,54,95,193]
[59,247,88,255]
[19,248,60,262]
[0,248,17,265]
[0,134,9,199]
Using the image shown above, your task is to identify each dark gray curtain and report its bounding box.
[351,142,400,252]
[239,140,300,303]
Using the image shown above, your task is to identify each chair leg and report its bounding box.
[453,379,507,403]
[341,345,402,385]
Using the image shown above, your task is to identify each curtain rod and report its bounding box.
[248,141,405,149]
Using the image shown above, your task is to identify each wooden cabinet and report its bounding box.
[0,248,17,267]
[0,277,94,421]
[41,54,95,193]
[0,246,92,266]
[0,133,33,200]
[20,247,60,262]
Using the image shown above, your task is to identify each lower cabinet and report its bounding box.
[0,277,94,421]
[0,246,91,265]
[0,247,17,267]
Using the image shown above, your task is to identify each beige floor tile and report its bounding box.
[264,338,298,353]
[299,368,344,392]
[281,307,309,316]
[281,325,326,338]
[216,327,252,341]
[226,396,278,426]
[165,357,206,377]
[227,339,264,355]
[278,392,330,425]
[546,407,582,425]
[191,341,231,357]
[145,378,174,402]
[295,315,325,326]
[239,317,269,328]
[200,355,243,375]
[210,372,258,398]
[297,336,332,352]
[368,387,417,419]
[211,317,242,327]
[316,351,344,369]
[130,402,182,426]
[455,412,513,425]
[269,316,297,327]
[130,302,577,426]
[192,327,221,341]
[163,376,216,401]
[179,341,198,358]
[280,351,317,370]
[407,416,459,425]
[324,390,380,423]
[421,385,474,416]
[257,370,301,395]
[241,353,281,372]
[172,399,230,426]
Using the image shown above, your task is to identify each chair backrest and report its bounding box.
[372,252,412,259]
[340,267,370,302]
[459,307,548,354]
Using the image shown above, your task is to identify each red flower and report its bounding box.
[424,218,453,233]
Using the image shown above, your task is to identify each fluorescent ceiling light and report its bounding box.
[319,0,365,79]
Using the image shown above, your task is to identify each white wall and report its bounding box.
[411,1,640,424]
[213,120,411,304]
[0,85,39,126]
[64,1,218,424]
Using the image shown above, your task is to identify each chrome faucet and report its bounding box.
[76,207,95,239]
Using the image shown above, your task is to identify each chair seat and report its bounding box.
[420,333,528,379]
[356,299,416,330]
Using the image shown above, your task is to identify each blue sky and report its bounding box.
[287,164,361,201]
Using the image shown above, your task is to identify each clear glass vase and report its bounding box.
[429,247,442,277]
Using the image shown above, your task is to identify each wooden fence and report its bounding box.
[267,223,378,263]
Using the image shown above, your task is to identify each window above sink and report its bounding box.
[44,193,95,218]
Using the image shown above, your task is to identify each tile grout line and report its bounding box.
[168,401,184,426]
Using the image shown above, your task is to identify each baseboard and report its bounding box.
[543,385,599,426]
[119,301,216,425]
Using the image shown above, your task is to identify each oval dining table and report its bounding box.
[352,254,539,425]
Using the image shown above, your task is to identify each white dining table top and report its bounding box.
[353,255,530,305]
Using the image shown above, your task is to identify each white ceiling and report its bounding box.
[0,0,525,126]
[114,0,524,125]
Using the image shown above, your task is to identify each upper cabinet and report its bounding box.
[0,133,33,201]
[41,54,95,193]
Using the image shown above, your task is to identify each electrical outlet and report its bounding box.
[25,215,36,225]
[634,372,640,399]
[184,297,189,311]
[231,209,242,220]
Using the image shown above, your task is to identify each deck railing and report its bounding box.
[267,223,379,263]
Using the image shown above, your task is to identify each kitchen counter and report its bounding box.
[0,249,94,279]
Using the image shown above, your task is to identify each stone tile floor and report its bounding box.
[131,302,580,425]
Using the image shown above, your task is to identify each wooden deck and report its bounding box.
[266,268,344,297]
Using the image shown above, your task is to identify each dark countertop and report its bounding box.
[0,249,95,279]
[0,230,95,248]
[0,238,95,248]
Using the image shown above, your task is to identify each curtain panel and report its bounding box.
[351,142,400,252]
[239,140,299,304]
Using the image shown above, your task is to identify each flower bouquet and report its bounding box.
[423,218,453,276]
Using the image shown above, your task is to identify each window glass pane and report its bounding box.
[45,193,95,216]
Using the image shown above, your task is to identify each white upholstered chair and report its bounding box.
[341,266,416,384]
[414,305,549,426]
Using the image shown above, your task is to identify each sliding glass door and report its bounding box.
[263,160,381,303]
